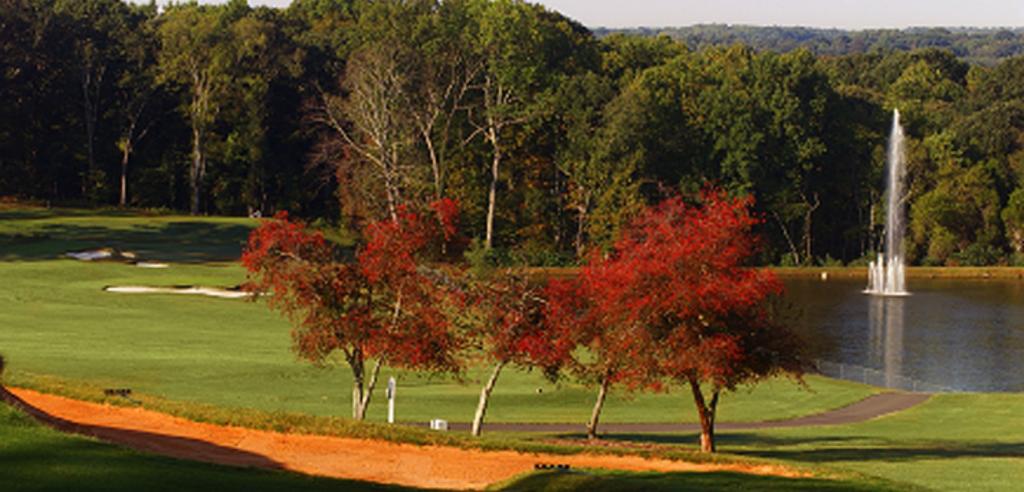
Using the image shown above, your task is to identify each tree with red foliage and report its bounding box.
[553,190,807,451]
[545,273,660,440]
[467,273,571,436]
[242,200,464,420]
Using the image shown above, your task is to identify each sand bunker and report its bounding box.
[65,248,162,267]
[104,286,253,299]
[66,248,118,261]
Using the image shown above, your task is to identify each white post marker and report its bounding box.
[386,376,396,424]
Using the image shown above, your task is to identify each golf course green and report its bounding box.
[2,206,1022,491]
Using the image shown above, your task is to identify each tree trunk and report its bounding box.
[351,355,364,419]
[802,192,821,263]
[687,376,720,453]
[586,374,610,440]
[383,171,399,223]
[190,120,203,216]
[773,211,800,265]
[119,142,130,207]
[81,66,100,199]
[423,128,443,201]
[189,70,209,216]
[485,138,501,250]
[575,202,589,258]
[357,360,382,420]
[351,358,383,420]
[471,361,505,436]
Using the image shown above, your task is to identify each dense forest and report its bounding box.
[3,0,1024,267]
[595,25,1024,66]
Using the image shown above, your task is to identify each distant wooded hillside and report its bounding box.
[593,25,1024,65]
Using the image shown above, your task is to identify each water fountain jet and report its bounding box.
[866,109,909,296]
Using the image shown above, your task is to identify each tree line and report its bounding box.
[596,25,1024,66]
[4,0,1024,266]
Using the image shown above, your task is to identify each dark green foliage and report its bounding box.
[3,4,1024,265]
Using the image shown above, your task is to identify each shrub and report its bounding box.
[464,238,510,273]
[509,240,574,267]
[846,253,874,268]
[818,255,844,267]
[952,243,1003,266]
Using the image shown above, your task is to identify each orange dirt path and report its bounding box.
[6,387,803,490]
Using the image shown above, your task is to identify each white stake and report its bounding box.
[386,376,396,424]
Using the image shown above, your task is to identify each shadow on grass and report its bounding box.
[0,387,426,491]
[611,431,1024,464]
[733,440,1024,464]
[557,431,1023,466]
[0,221,253,262]
[500,469,897,492]
[0,208,156,221]
[0,385,281,469]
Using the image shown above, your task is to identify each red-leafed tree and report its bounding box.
[545,272,660,440]
[467,273,572,436]
[242,199,464,420]
[554,190,807,451]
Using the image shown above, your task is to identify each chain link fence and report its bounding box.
[814,359,955,393]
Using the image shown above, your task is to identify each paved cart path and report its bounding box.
[1,386,928,490]
[454,391,932,433]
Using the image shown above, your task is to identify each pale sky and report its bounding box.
[150,1,1024,29]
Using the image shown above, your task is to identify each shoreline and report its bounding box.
[769,266,1024,279]
[525,266,1024,280]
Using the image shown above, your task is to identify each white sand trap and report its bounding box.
[66,248,138,262]
[135,262,170,269]
[104,285,253,299]
[66,249,114,261]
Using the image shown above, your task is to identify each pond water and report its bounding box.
[784,277,1024,392]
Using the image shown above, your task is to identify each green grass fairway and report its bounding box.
[0,401,419,492]
[7,206,1022,491]
[0,207,875,425]
[725,393,1024,491]
[585,393,1024,491]
[495,469,903,491]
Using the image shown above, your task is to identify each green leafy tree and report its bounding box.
[1002,188,1024,255]
[466,0,563,249]
[156,2,237,215]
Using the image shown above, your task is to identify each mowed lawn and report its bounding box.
[620,393,1024,491]
[5,206,1023,491]
[0,206,874,425]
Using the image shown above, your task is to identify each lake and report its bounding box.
[785,277,1024,392]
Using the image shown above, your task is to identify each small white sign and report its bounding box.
[429,419,448,431]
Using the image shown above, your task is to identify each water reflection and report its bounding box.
[868,297,903,388]
[785,278,1024,392]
